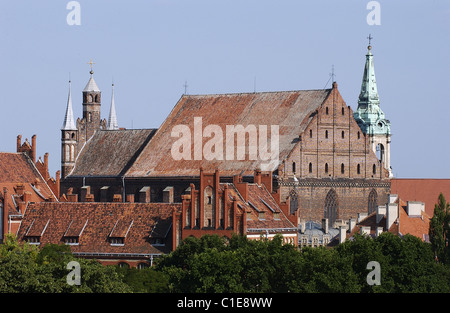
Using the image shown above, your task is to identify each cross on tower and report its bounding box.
[183,81,188,95]
[330,65,335,83]
[367,34,373,46]
[87,59,95,74]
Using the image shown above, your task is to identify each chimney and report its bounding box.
[376,205,386,224]
[44,153,49,174]
[357,212,368,223]
[17,135,22,152]
[386,203,398,230]
[2,188,9,240]
[16,183,25,196]
[100,186,110,202]
[348,218,356,232]
[406,201,425,216]
[322,218,329,234]
[126,194,135,203]
[67,193,78,202]
[31,135,36,163]
[299,220,306,234]
[339,226,346,244]
[139,186,151,203]
[254,169,261,185]
[80,186,91,202]
[376,227,383,237]
[389,194,398,204]
[55,170,60,199]
[163,186,174,203]
[85,194,94,202]
[113,194,122,202]
[360,226,371,236]
[233,175,248,202]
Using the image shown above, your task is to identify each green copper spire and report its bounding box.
[354,42,390,136]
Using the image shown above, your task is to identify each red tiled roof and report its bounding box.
[0,152,57,202]
[391,178,450,216]
[126,90,331,177]
[17,202,181,255]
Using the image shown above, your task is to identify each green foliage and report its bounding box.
[157,233,450,293]
[0,234,131,293]
[429,193,450,264]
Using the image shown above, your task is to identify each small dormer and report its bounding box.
[109,219,133,246]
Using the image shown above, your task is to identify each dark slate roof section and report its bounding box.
[69,129,156,177]
[126,89,331,177]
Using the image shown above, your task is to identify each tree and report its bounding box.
[429,193,450,264]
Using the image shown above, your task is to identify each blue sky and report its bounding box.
[0,0,449,178]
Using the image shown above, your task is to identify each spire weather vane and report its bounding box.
[367,34,373,46]
[87,59,95,74]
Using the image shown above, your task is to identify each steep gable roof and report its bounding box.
[69,129,156,177]
[126,89,331,177]
[0,152,57,201]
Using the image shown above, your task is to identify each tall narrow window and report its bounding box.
[325,163,328,174]
[289,190,299,215]
[309,129,312,138]
[324,189,338,227]
[326,107,329,115]
[357,131,360,139]
[292,162,296,174]
[342,107,345,115]
[341,163,345,174]
[368,189,378,214]
[357,164,361,175]
[373,164,376,175]
[309,162,313,173]
[325,130,328,139]
[341,131,345,139]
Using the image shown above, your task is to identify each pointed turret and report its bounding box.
[353,43,390,136]
[107,83,119,130]
[353,38,393,177]
[62,80,76,130]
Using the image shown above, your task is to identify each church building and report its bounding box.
[60,41,392,229]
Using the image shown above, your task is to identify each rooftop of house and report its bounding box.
[16,202,181,256]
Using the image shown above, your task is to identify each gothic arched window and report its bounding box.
[368,189,378,215]
[325,163,329,174]
[309,162,313,173]
[289,189,299,215]
[324,189,338,226]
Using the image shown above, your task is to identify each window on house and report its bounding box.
[326,107,329,115]
[325,130,328,139]
[109,237,124,245]
[26,236,40,244]
[292,162,296,174]
[341,163,345,174]
[207,196,212,204]
[342,107,345,115]
[357,131,360,139]
[137,263,149,270]
[325,163,328,174]
[373,164,376,175]
[357,164,361,175]
[341,131,345,139]
[309,162,313,173]
[259,212,265,220]
[309,129,312,138]
[64,236,79,245]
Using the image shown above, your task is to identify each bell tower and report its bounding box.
[82,60,102,141]
[353,36,393,177]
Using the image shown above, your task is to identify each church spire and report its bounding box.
[353,37,390,136]
[61,80,76,130]
[107,83,119,130]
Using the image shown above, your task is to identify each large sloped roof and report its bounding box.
[126,89,331,177]
[69,129,156,177]
[17,202,179,255]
